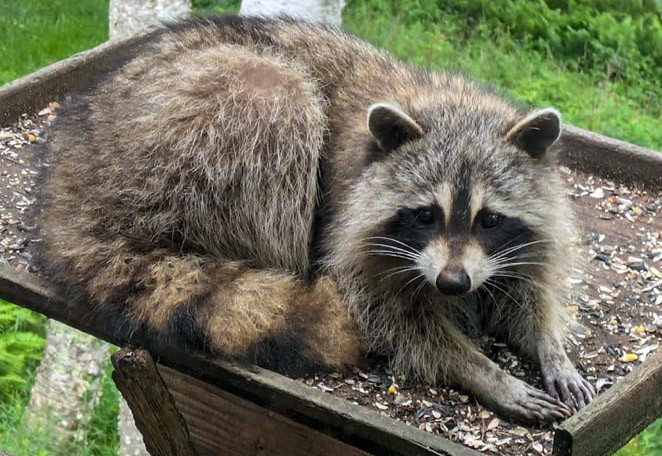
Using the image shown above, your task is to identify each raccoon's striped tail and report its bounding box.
[42,238,363,374]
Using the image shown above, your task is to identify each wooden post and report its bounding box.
[553,349,662,456]
[111,348,198,456]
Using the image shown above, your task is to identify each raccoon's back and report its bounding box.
[38,18,332,275]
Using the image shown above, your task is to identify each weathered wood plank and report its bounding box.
[553,349,662,456]
[0,264,479,456]
[554,125,662,190]
[158,365,371,456]
[111,348,198,456]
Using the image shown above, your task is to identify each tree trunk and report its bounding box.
[239,0,345,27]
[109,0,192,40]
[26,321,109,447]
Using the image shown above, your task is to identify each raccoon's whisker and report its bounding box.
[394,273,426,298]
[490,247,546,260]
[364,249,420,261]
[377,266,421,281]
[489,270,535,280]
[491,261,546,269]
[364,249,420,262]
[487,252,543,266]
[489,272,536,287]
[362,241,421,259]
[375,265,419,276]
[485,279,525,312]
[481,285,510,325]
[365,251,419,261]
[363,240,419,252]
[487,260,543,274]
[490,239,552,261]
[365,236,421,256]
[497,235,552,250]
[489,234,531,257]
[489,240,552,262]
[404,275,427,299]
[364,248,418,257]
[481,283,499,306]
[411,277,429,301]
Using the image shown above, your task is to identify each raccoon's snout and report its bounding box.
[436,267,471,295]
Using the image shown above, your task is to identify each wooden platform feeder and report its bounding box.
[1,32,661,456]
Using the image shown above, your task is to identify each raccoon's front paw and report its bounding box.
[484,374,571,424]
[541,361,595,413]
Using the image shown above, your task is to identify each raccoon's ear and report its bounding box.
[367,103,424,151]
[506,108,562,159]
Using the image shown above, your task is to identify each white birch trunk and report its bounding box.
[26,321,109,446]
[240,0,345,27]
[109,0,192,40]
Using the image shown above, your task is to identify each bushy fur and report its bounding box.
[36,15,592,421]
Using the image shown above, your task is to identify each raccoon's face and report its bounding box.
[361,102,562,298]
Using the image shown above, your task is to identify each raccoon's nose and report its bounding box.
[436,268,471,295]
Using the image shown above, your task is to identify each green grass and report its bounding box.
[615,417,662,456]
[0,0,109,85]
[0,301,46,398]
[191,0,240,15]
[0,300,119,456]
[81,360,120,456]
[342,1,661,150]
[0,1,660,455]
[0,300,48,453]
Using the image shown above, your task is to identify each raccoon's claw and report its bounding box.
[483,375,571,424]
[542,364,595,413]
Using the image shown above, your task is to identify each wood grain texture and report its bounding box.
[553,349,662,456]
[158,365,371,456]
[111,348,198,456]
[0,264,479,456]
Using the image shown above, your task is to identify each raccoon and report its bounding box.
[36,15,594,423]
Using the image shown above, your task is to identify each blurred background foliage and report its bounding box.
[0,0,660,455]
[340,0,662,149]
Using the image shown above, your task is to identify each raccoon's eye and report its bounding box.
[478,211,503,230]
[415,208,435,225]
